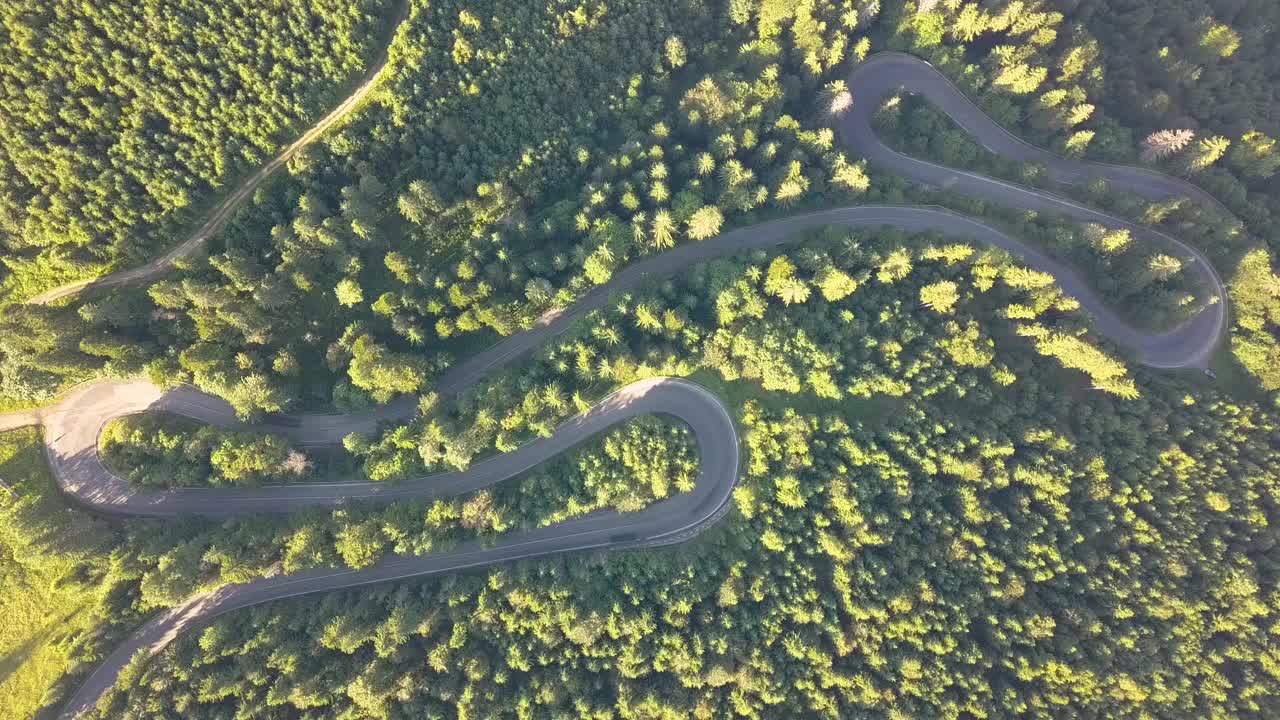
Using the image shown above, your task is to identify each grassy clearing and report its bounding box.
[0,428,117,719]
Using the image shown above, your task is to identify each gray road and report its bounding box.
[0,52,1234,718]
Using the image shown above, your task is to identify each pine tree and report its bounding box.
[1063,103,1094,128]
[994,63,1048,94]
[950,4,988,42]
[663,36,687,69]
[1063,130,1094,157]
[335,278,364,307]
[1186,135,1231,173]
[652,210,676,249]
[1147,254,1184,281]
[815,267,859,301]
[686,206,724,241]
[831,155,870,192]
[1084,224,1132,254]
[695,153,716,176]
[920,281,960,313]
[1199,21,1241,58]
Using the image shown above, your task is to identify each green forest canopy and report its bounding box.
[0,0,394,298]
[3,0,1280,718]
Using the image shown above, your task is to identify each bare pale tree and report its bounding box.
[857,0,882,27]
[825,80,853,116]
[280,450,313,477]
[1141,129,1196,163]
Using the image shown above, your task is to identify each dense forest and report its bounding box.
[0,415,696,715]
[0,0,396,299]
[3,0,1280,718]
[79,228,1280,718]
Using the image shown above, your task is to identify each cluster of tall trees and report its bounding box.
[1228,248,1280,396]
[892,0,1280,192]
[880,96,1207,329]
[99,414,315,488]
[0,0,394,299]
[343,227,1135,486]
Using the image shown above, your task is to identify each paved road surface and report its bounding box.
[0,52,1235,718]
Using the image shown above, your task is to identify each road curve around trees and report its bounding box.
[47,377,741,720]
[0,52,1235,718]
[843,52,1228,369]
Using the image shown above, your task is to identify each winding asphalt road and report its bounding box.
[843,53,1228,369]
[43,377,740,720]
[0,52,1235,718]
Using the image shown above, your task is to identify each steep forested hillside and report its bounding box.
[3,1,1280,719]
[0,429,119,718]
[0,0,395,298]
